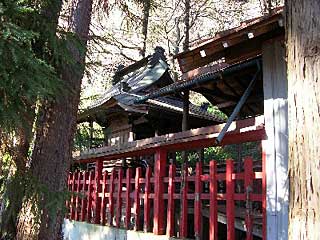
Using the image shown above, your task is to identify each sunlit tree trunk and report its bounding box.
[286,0,320,239]
[15,0,94,239]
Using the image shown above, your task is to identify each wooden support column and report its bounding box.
[153,148,167,235]
[262,40,288,240]
[94,160,103,224]
[182,90,189,132]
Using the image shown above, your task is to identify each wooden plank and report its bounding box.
[180,164,188,238]
[153,149,167,235]
[94,160,103,224]
[70,172,76,220]
[108,169,115,226]
[166,164,176,237]
[86,171,94,222]
[226,160,235,240]
[209,161,218,240]
[194,162,202,240]
[100,171,107,225]
[75,171,81,221]
[144,167,151,232]
[80,172,88,221]
[262,151,267,240]
[244,157,253,240]
[116,168,123,228]
[134,168,141,231]
[125,168,132,229]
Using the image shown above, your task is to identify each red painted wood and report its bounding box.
[108,169,116,226]
[134,168,141,231]
[166,164,176,237]
[125,168,132,229]
[143,167,151,232]
[194,162,202,240]
[180,164,188,238]
[94,160,103,224]
[116,168,123,228]
[100,171,107,225]
[70,172,76,220]
[86,171,94,222]
[66,172,72,219]
[262,151,267,240]
[209,161,218,240]
[226,159,235,240]
[75,171,81,221]
[244,157,253,240]
[76,119,265,164]
[81,172,88,221]
[153,148,167,235]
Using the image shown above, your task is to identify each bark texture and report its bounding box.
[141,0,151,57]
[183,0,190,51]
[286,1,320,239]
[16,0,93,239]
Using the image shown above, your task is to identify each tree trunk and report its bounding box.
[286,0,320,239]
[183,0,190,51]
[141,0,151,57]
[15,0,94,239]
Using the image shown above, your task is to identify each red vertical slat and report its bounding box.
[180,164,188,238]
[262,151,267,240]
[94,160,103,224]
[194,162,202,240]
[70,172,76,220]
[81,171,88,221]
[86,171,94,222]
[66,172,72,219]
[108,169,115,226]
[209,161,218,240]
[134,167,141,231]
[143,167,151,232]
[100,171,107,225]
[75,171,81,221]
[244,157,253,240]
[116,168,123,228]
[226,159,235,240]
[153,149,167,235]
[166,164,176,237]
[125,168,132,229]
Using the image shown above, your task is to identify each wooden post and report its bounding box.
[108,169,115,226]
[244,157,253,240]
[226,159,235,240]
[86,171,94,222]
[116,168,123,227]
[144,167,151,232]
[75,171,81,221]
[125,168,132,229]
[180,164,188,238]
[153,148,167,235]
[194,162,202,240]
[94,160,103,224]
[100,171,107,225]
[134,167,141,231]
[70,172,76,220]
[209,161,218,240]
[166,164,176,237]
[80,172,88,221]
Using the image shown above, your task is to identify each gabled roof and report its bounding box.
[89,47,168,109]
[78,47,224,123]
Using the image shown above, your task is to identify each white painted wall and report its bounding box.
[262,40,289,240]
[63,219,172,240]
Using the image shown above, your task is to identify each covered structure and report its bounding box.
[66,8,288,240]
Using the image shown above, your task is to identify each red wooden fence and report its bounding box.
[67,156,265,239]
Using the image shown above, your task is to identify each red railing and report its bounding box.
[67,116,266,240]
